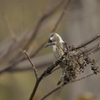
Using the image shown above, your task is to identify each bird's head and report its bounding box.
[45,33,64,48]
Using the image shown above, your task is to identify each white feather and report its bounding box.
[50,37,53,40]
[55,33,64,43]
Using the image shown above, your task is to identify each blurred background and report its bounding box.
[0,0,100,100]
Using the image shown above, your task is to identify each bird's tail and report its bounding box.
[57,68,65,85]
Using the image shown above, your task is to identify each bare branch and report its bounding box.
[23,50,38,79]
[0,42,16,60]
[29,57,63,100]
[0,60,20,74]
[0,14,18,61]
[39,73,95,100]
[52,0,72,32]
[79,42,100,55]
[9,54,54,72]
[76,34,100,49]
[87,43,100,54]
[3,14,17,41]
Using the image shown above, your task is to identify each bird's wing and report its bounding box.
[62,42,67,52]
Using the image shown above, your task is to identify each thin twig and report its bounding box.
[0,14,18,60]
[3,14,17,41]
[9,54,54,72]
[39,73,95,100]
[76,34,100,49]
[80,42,100,55]
[23,50,38,79]
[0,42,16,60]
[87,43,100,54]
[52,0,72,32]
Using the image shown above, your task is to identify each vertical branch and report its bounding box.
[23,50,38,79]
[21,0,25,32]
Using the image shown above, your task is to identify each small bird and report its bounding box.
[45,33,67,85]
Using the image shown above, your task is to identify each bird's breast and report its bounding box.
[52,45,64,60]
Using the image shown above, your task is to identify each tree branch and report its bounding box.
[29,59,61,100]
[75,34,100,49]
[0,14,17,61]
[52,0,72,32]
[39,73,95,100]
[3,14,17,41]
[87,42,100,54]
[23,50,38,79]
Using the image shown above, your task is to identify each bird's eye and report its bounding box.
[49,39,52,43]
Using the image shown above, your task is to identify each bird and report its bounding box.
[45,33,67,85]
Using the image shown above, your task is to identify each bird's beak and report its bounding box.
[44,43,51,48]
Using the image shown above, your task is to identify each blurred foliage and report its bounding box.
[74,92,96,100]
